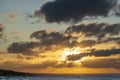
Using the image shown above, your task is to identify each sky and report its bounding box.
[0,0,120,74]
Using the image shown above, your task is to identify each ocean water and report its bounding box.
[0,74,120,80]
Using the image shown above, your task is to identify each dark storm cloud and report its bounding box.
[31,0,117,23]
[81,58,120,69]
[67,48,120,61]
[65,23,120,40]
[7,42,40,55]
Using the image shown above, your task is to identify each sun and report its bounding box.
[61,47,81,61]
[63,48,80,55]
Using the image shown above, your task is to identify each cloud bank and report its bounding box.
[67,48,120,61]
[81,57,120,69]
[7,22,120,56]
[65,23,120,40]
[30,0,118,23]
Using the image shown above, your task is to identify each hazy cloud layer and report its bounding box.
[0,60,79,71]
[81,57,120,69]
[0,57,120,71]
[31,0,118,23]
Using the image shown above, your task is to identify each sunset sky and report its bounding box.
[0,0,120,74]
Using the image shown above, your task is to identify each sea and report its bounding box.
[0,74,120,80]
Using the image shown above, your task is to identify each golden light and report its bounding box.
[61,47,81,61]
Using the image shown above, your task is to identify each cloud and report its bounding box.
[5,12,20,25]
[77,40,96,48]
[0,24,6,43]
[81,57,120,69]
[7,30,71,55]
[31,30,98,48]
[31,0,118,23]
[0,57,119,72]
[0,60,79,71]
[7,22,120,55]
[0,24,4,32]
[0,60,28,71]
[25,56,35,60]
[0,24,4,38]
[65,40,97,48]
[118,41,120,45]
[67,48,120,61]
[7,43,64,56]
[9,12,19,19]
[24,60,80,69]
[16,55,24,59]
[11,30,19,35]
[0,59,4,61]
[65,23,120,40]
[101,37,120,43]
[30,30,72,51]
[27,60,58,69]
[7,42,40,56]
[31,30,70,45]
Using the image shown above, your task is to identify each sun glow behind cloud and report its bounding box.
[61,47,81,61]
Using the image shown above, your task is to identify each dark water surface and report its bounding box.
[0,74,120,80]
